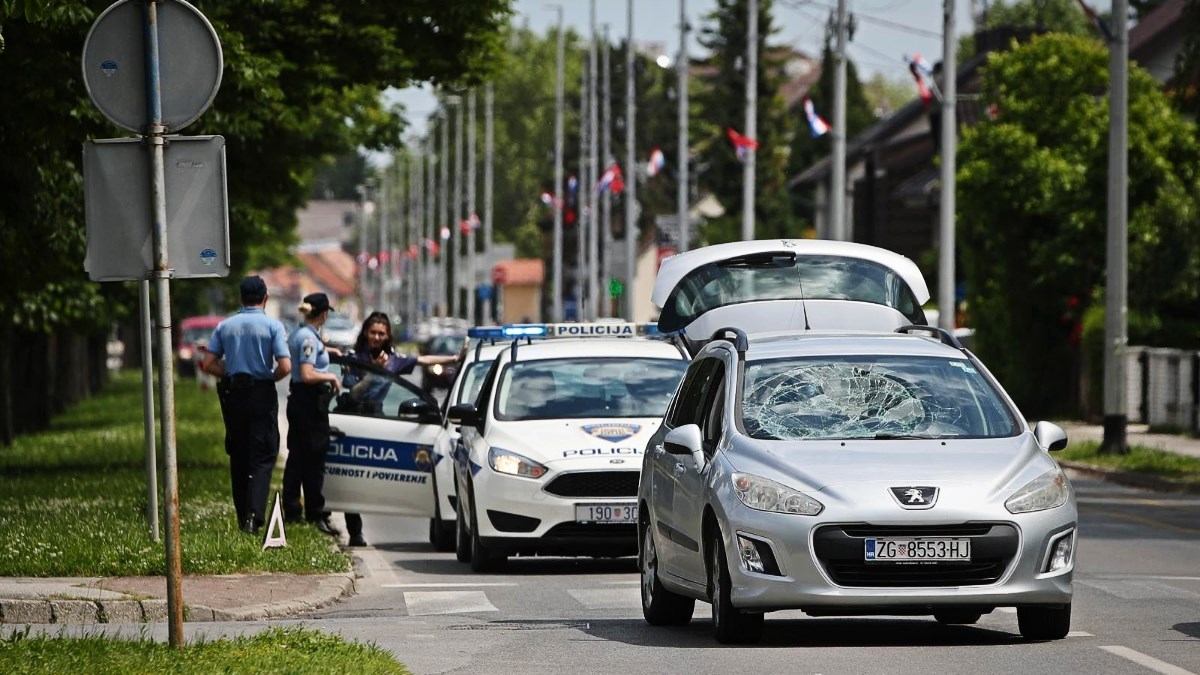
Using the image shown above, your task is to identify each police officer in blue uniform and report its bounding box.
[283,292,343,535]
[201,275,292,535]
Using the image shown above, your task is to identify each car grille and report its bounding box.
[812,523,1019,588]
[544,471,640,497]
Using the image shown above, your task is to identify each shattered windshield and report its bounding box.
[659,254,925,332]
[741,355,1018,440]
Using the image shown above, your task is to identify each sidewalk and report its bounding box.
[1056,421,1200,459]
[0,572,355,625]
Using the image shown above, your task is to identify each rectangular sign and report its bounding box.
[83,135,230,281]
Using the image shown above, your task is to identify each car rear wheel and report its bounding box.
[454,481,472,563]
[468,481,505,573]
[709,531,764,644]
[639,517,694,626]
[934,610,983,625]
[1017,604,1071,640]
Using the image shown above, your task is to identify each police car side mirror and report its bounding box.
[1033,421,1068,452]
[664,424,702,456]
[398,399,439,424]
[447,403,480,429]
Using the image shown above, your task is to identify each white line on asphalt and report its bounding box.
[997,607,1017,613]
[381,578,518,583]
[1067,631,1093,637]
[404,591,498,615]
[1099,646,1197,675]
[360,547,398,583]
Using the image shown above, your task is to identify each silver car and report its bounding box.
[637,240,1076,644]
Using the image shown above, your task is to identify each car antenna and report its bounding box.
[797,271,812,331]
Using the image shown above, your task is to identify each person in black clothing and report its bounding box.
[200,276,292,535]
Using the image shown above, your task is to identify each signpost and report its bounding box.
[82,0,226,648]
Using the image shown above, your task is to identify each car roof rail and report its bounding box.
[895,324,964,350]
[709,327,749,356]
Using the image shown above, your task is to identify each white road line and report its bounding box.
[359,547,398,582]
[997,607,1017,614]
[568,588,642,610]
[1067,631,1093,637]
[381,578,518,583]
[1099,646,1197,675]
[404,591,498,615]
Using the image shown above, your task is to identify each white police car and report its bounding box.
[446,322,689,572]
[428,341,507,551]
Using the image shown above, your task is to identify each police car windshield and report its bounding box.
[495,357,687,421]
[741,355,1019,441]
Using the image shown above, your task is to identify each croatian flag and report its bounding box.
[905,53,937,108]
[726,127,759,160]
[596,164,624,194]
[646,147,665,177]
[540,191,554,205]
[803,97,830,138]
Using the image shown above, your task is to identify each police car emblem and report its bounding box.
[581,423,641,443]
[414,447,433,472]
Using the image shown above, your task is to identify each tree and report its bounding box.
[696,0,797,243]
[957,34,1200,416]
[0,1,511,443]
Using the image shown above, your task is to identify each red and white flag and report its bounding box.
[596,164,624,194]
[803,97,830,138]
[726,127,759,160]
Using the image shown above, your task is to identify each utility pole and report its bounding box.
[624,0,638,320]
[578,62,590,320]
[484,83,495,325]
[1102,0,1130,454]
[677,0,690,252]
[552,7,566,322]
[742,0,758,241]
[426,137,436,318]
[452,97,463,318]
[467,89,477,325]
[829,0,848,241]
[357,181,369,312]
[938,0,957,331]
[588,0,600,320]
[601,23,613,318]
[439,106,450,316]
[409,153,420,326]
[378,170,390,316]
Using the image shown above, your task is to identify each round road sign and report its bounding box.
[82,0,222,133]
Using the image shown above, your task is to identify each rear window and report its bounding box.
[741,355,1018,441]
[494,357,687,421]
[659,254,924,332]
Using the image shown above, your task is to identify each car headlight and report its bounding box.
[731,472,823,515]
[1005,469,1069,514]
[488,447,547,479]
[431,364,444,376]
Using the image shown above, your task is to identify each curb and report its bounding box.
[0,573,357,625]
[1060,460,1200,495]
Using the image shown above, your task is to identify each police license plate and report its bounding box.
[865,538,971,562]
[575,503,637,524]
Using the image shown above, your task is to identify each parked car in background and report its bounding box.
[420,334,466,393]
[321,315,359,351]
[177,315,224,377]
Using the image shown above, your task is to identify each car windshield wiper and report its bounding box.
[871,433,927,440]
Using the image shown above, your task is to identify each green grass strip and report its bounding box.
[0,372,348,576]
[1059,440,1200,484]
[0,626,409,674]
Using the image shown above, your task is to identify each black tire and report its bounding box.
[934,610,983,625]
[468,481,505,573]
[709,531,764,644]
[454,479,472,563]
[1017,604,1071,641]
[639,517,694,626]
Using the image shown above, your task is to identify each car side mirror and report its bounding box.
[1033,421,1068,452]
[664,424,703,456]
[447,403,480,429]
[398,399,439,424]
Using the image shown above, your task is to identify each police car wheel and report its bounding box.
[468,480,505,573]
[455,481,472,563]
[429,480,455,552]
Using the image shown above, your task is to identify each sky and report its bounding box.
[389,0,1119,140]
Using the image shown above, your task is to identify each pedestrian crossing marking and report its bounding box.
[567,588,642,610]
[404,591,498,615]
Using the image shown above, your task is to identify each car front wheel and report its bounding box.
[639,516,694,626]
[709,530,764,644]
[454,480,472,563]
[1017,604,1071,640]
[468,480,505,573]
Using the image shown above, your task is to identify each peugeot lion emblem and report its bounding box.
[889,486,939,510]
